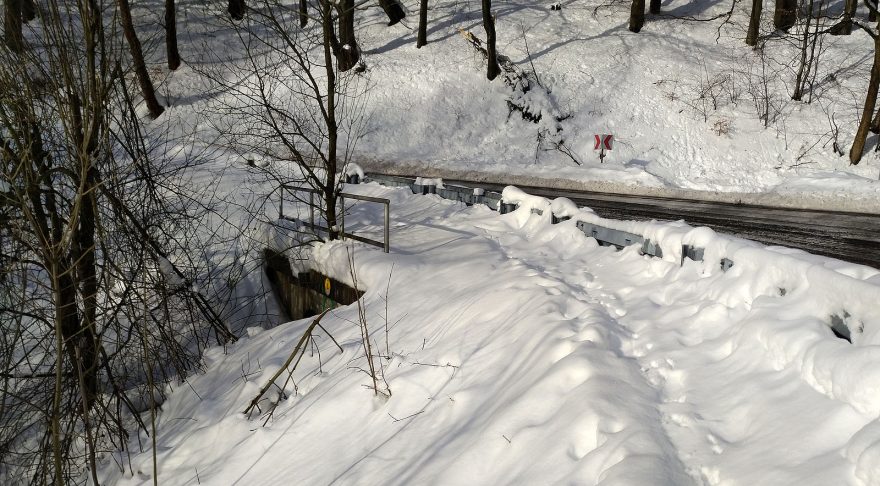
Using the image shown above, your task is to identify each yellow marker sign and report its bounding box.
[324,278,331,296]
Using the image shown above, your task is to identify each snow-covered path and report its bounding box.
[105,183,880,485]
[314,187,693,484]
[494,210,868,485]
[474,196,870,485]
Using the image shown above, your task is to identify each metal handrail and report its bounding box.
[279,184,390,253]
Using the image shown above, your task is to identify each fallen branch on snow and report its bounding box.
[243,309,331,418]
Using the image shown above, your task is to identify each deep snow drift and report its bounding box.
[101,183,880,485]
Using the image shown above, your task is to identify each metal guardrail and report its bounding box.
[364,174,504,209]
[363,173,666,257]
[279,184,390,253]
[574,221,664,258]
[362,172,869,342]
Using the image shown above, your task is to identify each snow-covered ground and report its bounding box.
[148,0,880,211]
[87,1,880,484]
[345,0,880,211]
[100,182,880,485]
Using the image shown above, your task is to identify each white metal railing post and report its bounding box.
[384,201,390,253]
[279,184,389,252]
[279,185,284,219]
[309,191,315,229]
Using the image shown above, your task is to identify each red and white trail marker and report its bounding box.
[593,134,613,162]
[594,134,613,151]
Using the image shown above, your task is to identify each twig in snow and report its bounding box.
[388,410,425,422]
[410,361,459,369]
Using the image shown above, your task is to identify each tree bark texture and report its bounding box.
[300,0,308,27]
[850,34,880,164]
[417,0,428,48]
[773,0,796,30]
[844,0,858,29]
[649,0,661,14]
[4,0,24,53]
[117,0,165,118]
[337,0,360,72]
[22,0,35,21]
[830,0,858,34]
[870,102,880,133]
[320,0,339,238]
[228,0,245,20]
[378,0,405,26]
[792,0,815,100]
[72,203,100,411]
[482,0,500,80]
[29,123,101,413]
[629,0,645,33]
[746,0,762,46]
[70,18,104,412]
[165,0,181,70]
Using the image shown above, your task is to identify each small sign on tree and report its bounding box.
[594,134,613,163]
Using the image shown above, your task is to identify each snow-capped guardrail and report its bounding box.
[363,174,661,255]
[359,172,880,345]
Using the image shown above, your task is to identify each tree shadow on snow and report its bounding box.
[624,159,650,169]
[367,1,560,56]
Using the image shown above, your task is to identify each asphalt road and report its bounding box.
[369,174,880,270]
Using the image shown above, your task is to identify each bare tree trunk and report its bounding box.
[228,0,245,20]
[773,0,796,30]
[300,0,308,27]
[417,0,428,48]
[378,0,405,25]
[165,0,181,70]
[746,0,762,46]
[67,13,103,414]
[22,0,35,22]
[850,34,880,164]
[870,103,880,133]
[117,0,165,118]
[31,121,100,415]
[792,0,815,100]
[337,0,360,72]
[482,0,500,80]
[649,0,661,14]
[4,0,24,53]
[320,0,339,238]
[629,0,646,32]
[831,0,857,34]
[59,168,101,414]
[871,0,878,22]
[844,0,857,33]
[73,163,101,411]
